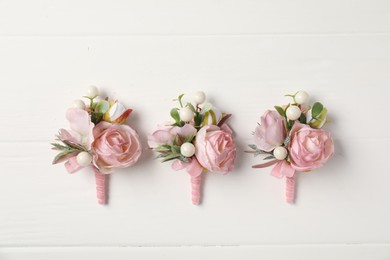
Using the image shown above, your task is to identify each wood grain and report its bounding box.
[1,0,390,258]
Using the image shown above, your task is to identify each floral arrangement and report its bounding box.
[51,86,142,205]
[247,91,334,203]
[148,91,236,205]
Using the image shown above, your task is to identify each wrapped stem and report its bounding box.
[191,174,202,205]
[286,175,295,204]
[95,171,108,205]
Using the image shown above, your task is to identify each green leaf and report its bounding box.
[61,140,86,151]
[286,120,294,130]
[183,135,195,143]
[248,144,258,151]
[91,112,103,125]
[52,149,78,164]
[254,150,264,157]
[178,94,184,104]
[172,121,185,127]
[154,145,172,152]
[285,92,298,98]
[298,113,307,124]
[51,142,72,151]
[194,112,204,129]
[96,100,110,113]
[170,108,180,122]
[274,106,285,116]
[311,102,324,118]
[186,103,196,113]
[171,144,181,155]
[263,155,275,160]
[173,94,185,107]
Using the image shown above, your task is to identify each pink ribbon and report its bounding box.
[253,159,296,203]
[65,156,84,173]
[191,175,202,205]
[172,158,203,205]
[64,156,108,205]
[94,169,108,205]
[286,176,295,204]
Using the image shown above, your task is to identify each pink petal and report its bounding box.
[178,124,197,138]
[66,108,93,136]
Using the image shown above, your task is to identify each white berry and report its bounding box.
[179,107,194,122]
[295,91,309,104]
[193,91,206,104]
[86,85,99,98]
[76,152,92,167]
[181,142,196,157]
[286,105,302,121]
[72,99,86,110]
[273,146,288,160]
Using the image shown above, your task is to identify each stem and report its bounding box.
[95,171,108,205]
[191,174,202,205]
[286,175,295,204]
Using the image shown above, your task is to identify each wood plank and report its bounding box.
[0,0,389,35]
[0,139,388,246]
[1,245,390,260]
[0,36,389,142]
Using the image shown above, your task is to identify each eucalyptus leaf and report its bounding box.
[263,155,275,160]
[183,135,195,143]
[172,135,182,147]
[51,142,72,151]
[248,144,258,151]
[171,145,181,155]
[254,150,264,157]
[61,140,87,151]
[52,149,78,164]
[154,145,172,152]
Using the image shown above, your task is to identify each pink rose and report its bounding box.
[195,124,236,174]
[147,124,197,148]
[254,110,287,152]
[92,122,142,173]
[288,122,334,171]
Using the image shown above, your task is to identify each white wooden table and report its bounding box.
[1,1,389,259]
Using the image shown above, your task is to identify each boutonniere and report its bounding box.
[247,91,334,203]
[51,86,142,205]
[148,91,236,205]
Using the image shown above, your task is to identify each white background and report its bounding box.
[1,0,390,259]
